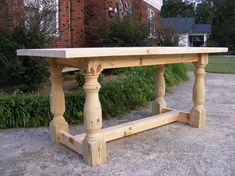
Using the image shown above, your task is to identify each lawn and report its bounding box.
[185,55,235,73]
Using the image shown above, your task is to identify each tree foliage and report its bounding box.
[161,0,195,18]
[161,0,235,53]
[0,0,58,92]
[159,26,179,46]
[208,0,235,53]
[195,0,213,23]
[96,17,149,47]
[0,26,48,92]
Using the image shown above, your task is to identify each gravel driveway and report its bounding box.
[0,72,235,176]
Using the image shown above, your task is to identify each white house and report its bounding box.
[160,17,211,47]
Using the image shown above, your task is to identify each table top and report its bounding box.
[17,47,228,59]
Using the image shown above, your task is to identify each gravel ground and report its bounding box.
[0,72,235,176]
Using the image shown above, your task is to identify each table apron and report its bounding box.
[53,54,200,70]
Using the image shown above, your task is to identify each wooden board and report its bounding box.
[54,54,200,69]
[162,108,190,123]
[59,131,83,154]
[74,110,179,143]
[17,47,228,59]
[58,110,190,158]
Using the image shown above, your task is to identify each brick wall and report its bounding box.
[132,0,148,21]
[84,0,161,46]
[70,0,84,47]
[84,0,108,46]
[1,0,160,48]
[133,0,160,35]
[0,1,5,28]
[1,0,85,48]
[0,0,24,29]
[53,0,85,48]
[53,0,71,47]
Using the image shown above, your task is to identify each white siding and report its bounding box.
[204,34,208,46]
[144,0,163,10]
[179,34,189,47]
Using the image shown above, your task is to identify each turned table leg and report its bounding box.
[49,60,69,144]
[82,74,107,166]
[152,65,167,115]
[190,54,208,128]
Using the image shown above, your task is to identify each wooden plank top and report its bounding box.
[17,47,228,59]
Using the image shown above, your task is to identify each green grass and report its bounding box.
[185,55,235,73]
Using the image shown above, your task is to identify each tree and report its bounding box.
[161,0,235,53]
[0,0,58,92]
[161,0,195,18]
[208,0,235,53]
[159,26,179,46]
[96,17,149,47]
[195,0,213,23]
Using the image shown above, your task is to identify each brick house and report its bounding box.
[0,0,163,47]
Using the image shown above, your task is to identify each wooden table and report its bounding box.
[17,47,227,166]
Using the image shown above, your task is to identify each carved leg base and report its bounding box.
[152,101,167,115]
[50,118,69,144]
[83,137,107,166]
[152,65,167,115]
[190,108,206,128]
[190,54,208,128]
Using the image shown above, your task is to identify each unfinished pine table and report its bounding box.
[17,47,227,166]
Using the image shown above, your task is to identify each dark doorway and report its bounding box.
[189,35,204,47]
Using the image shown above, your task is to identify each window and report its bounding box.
[147,8,156,38]
[115,0,132,18]
[24,0,59,36]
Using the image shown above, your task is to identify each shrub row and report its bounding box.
[0,26,49,92]
[0,64,188,129]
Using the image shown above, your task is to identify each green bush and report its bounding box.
[75,71,85,87]
[75,70,104,87]
[0,26,48,92]
[0,91,84,129]
[0,92,51,128]
[0,1,58,92]
[112,64,188,89]
[0,65,188,129]
[96,17,149,47]
[100,74,153,117]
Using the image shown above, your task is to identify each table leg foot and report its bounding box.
[152,101,167,115]
[83,138,107,166]
[190,108,206,128]
[50,118,69,144]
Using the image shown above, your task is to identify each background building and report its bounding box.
[0,0,163,47]
[161,17,211,47]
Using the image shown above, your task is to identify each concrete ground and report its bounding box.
[0,72,235,176]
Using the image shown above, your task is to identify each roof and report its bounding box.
[193,24,211,33]
[161,17,211,34]
[144,0,163,10]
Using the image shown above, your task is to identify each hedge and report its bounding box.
[0,64,188,129]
